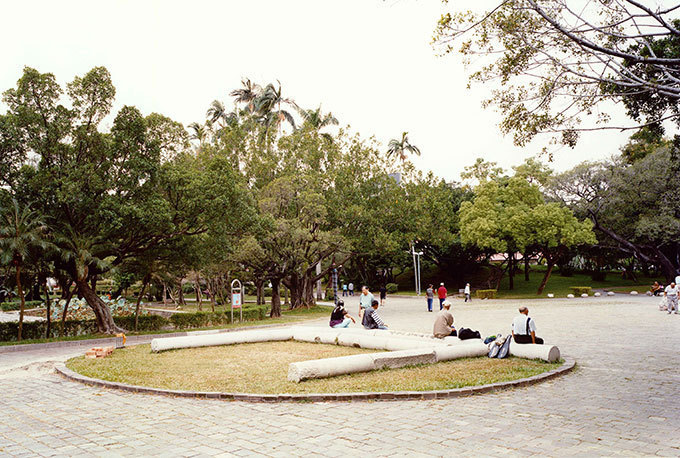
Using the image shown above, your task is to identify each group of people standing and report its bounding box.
[425,282,472,312]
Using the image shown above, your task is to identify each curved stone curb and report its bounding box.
[55,357,575,403]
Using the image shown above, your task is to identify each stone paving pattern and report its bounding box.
[1,294,679,456]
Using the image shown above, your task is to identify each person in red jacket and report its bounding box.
[437,282,447,310]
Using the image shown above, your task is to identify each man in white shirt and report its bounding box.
[664,282,679,314]
[464,283,471,302]
[512,306,544,344]
[358,286,374,319]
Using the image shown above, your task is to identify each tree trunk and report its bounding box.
[537,261,555,295]
[270,278,281,318]
[524,252,530,281]
[508,252,515,290]
[134,278,149,331]
[162,283,168,306]
[195,274,202,311]
[60,285,74,338]
[255,279,264,305]
[178,279,186,306]
[16,265,25,341]
[43,277,52,339]
[76,278,123,334]
[284,286,289,306]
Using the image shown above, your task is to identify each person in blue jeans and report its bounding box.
[426,284,434,312]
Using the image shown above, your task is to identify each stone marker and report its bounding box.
[581,293,589,298]
[607,291,616,296]
[567,294,575,298]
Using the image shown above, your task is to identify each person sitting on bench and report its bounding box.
[329,300,356,328]
[362,299,388,330]
[433,300,457,338]
[512,306,544,344]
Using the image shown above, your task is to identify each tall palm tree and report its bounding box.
[0,198,49,341]
[188,122,210,150]
[206,100,237,128]
[387,131,421,161]
[254,81,298,132]
[230,78,262,113]
[297,106,339,142]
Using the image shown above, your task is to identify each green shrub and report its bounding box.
[590,271,607,282]
[114,314,169,331]
[476,289,497,299]
[386,283,398,294]
[0,301,43,311]
[570,286,592,296]
[558,265,575,277]
[169,306,269,329]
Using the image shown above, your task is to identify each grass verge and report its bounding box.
[66,341,560,394]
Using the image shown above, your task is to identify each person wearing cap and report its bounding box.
[512,306,544,344]
[437,282,447,310]
[362,299,388,330]
[329,300,356,328]
[433,300,456,338]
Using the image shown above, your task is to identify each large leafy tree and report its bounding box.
[549,144,680,282]
[2,67,252,333]
[460,176,594,292]
[433,1,680,147]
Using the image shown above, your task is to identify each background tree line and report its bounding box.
[1,66,677,340]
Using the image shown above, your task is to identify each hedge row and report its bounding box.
[1,301,43,311]
[0,306,270,342]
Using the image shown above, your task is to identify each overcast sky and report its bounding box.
[0,0,641,181]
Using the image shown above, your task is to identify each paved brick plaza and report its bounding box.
[1,294,679,456]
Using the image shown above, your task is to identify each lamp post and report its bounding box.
[411,245,424,295]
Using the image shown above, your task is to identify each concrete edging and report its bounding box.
[55,356,575,403]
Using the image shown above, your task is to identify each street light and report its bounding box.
[411,245,424,295]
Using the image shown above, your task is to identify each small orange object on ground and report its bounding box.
[87,346,114,358]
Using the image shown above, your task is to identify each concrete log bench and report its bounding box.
[150,326,560,383]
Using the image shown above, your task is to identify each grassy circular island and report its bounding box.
[66,341,562,395]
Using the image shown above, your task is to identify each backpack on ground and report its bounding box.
[458,327,481,340]
[497,334,513,359]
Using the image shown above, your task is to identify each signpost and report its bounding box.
[231,279,243,323]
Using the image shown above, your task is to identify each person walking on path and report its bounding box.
[464,283,471,302]
[358,286,374,319]
[342,284,348,297]
[426,284,434,312]
[348,282,354,296]
[512,306,544,344]
[433,301,456,338]
[437,283,447,310]
[664,281,679,314]
[379,284,387,306]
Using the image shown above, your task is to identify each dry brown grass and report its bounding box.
[66,341,560,394]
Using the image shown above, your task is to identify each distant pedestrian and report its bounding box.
[665,282,679,314]
[379,284,387,306]
[342,284,348,296]
[348,282,354,296]
[464,283,471,302]
[437,283,447,310]
[426,284,434,312]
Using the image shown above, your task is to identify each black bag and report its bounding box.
[457,327,481,340]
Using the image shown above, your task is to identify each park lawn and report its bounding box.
[0,305,332,347]
[495,269,662,299]
[66,341,560,394]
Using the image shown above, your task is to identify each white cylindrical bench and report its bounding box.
[509,341,560,362]
[151,328,294,352]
